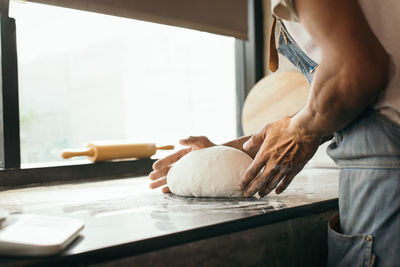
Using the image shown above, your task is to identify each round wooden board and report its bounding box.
[242,71,309,135]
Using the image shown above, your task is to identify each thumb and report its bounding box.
[179,136,199,146]
[179,136,213,148]
[243,132,264,151]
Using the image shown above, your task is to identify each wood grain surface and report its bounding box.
[242,71,309,135]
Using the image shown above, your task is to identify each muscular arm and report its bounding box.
[238,0,390,197]
[292,0,390,136]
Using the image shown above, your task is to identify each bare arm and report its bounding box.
[292,0,390,136]
[239,0,390,197]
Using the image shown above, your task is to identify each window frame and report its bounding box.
[0,0,265,188]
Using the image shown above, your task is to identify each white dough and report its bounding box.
[167,146,253,197]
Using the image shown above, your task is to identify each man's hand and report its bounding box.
[149,136,215,193]
[236,0,390,198]
[238,116,322,197]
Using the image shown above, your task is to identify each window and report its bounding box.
[10,1,237,165]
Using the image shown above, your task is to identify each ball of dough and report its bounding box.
[167,146,253,197]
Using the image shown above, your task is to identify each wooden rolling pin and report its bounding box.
[62,142,174,162]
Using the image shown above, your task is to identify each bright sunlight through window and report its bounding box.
[10,1,237,165]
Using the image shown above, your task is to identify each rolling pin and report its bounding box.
[62,142,174,162]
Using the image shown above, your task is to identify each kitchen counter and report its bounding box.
[0,168,339,266]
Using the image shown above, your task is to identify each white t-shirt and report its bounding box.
[271,0,400,124]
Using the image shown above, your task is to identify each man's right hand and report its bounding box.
[149,136,216,193]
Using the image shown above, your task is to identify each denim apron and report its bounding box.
[274,19,400,267]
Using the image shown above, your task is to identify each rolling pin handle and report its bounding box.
[62,147,94,159]
[156,145,175,150]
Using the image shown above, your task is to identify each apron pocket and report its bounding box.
[327,213,375,267]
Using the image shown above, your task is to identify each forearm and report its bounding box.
[292,58,389,138]
[292,0,390,138]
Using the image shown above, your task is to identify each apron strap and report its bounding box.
[268,15,279,72]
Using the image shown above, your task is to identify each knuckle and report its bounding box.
[261,185,271,194]
[272,164,280,172]
[240,177,251,187]
[238,178,247,186]
[257,177,269,188]
[152,160,160,169]
[153,163,161,171]
[254,182,263,191]
[253,157,266,169]
[283,167,292,175]
[248,136,256,143]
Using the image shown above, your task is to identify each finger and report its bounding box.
[149,177,167,189]
[162,186,171,194]
[243,165,280,197]
[152,148,191,170]
[149,166,171,180]
[238,152,270,190]
[179,136,213,148]
[257,142,297,196]
[259,165,292,194]
[275,170,299,194]
[179,136,205,146]
[243,132,265,151]
[258,169,288,197]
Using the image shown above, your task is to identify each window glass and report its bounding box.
[10,1,237,164]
